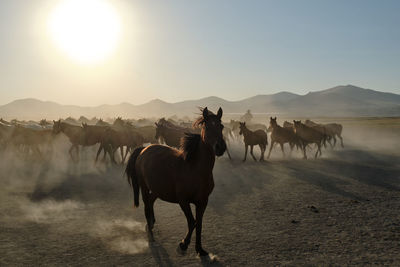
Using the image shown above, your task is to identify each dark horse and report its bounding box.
[125,107,226,257]
[239,122,268,162]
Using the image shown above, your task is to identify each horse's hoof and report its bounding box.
[145,225,155,242]
[180,240,189,251]
[196,248,209,257]
[177,242,188,255]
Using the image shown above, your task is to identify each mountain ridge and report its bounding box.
[1,85,399,119]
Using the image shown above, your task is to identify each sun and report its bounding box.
[48,0,121,64]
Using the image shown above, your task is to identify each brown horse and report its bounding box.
[81,124,115,163]
[96,118,111,126]
[304,119,332,148]
[267,117,300,158]
[293,120,325,159]
[283,121,294,130]
[9,125,54,158]
[125,107,226,257]
[53,120,88,161]
[305,119,344,148]
[239,122,268,161]
[325,122,344,147]
[154,119,199,147]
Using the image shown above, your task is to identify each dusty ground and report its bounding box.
[1,118,400,266]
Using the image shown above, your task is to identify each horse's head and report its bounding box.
[293,120,302,132]
[269,117,278,129]
[154,122,165,142]
[198,107,226,157]
[52,119,62,134]
[239,122,246,135]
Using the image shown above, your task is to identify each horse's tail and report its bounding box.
[125,146,145,207]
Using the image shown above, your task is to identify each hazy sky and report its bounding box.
[1,0,399,106]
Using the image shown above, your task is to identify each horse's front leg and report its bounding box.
[178,202,196,252]
[280,143,286,158]
[267,140,274,159]
[302,143,307,159]
[95,144,103,164]
[195,202,209,256]
[243,145,248,162]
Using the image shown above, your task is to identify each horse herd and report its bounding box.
[0,107,345,257]
[0,112,344,163]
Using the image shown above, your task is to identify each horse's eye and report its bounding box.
[221,125,224,129]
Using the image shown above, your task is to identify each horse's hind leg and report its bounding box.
[302,143,307,159]
[259,144,265,161]
[142,188,156,241]
[339,135,344,148]
[178,202,196,252]
[250,145,257,161]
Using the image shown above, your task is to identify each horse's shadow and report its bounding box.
[148,239,224,267]
[148,241,174,267]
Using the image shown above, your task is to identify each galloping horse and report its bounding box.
[304,120,332,148]
[267,117,300,158]
[293,120,325,159]
[305,119,344,148]
[125,107,226,257]
[53,120,88,162]
[239,122,268,162]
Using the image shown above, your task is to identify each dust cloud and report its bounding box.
[1,117,400,265]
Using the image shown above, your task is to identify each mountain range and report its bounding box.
[0,85,399,120]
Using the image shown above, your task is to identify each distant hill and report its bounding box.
[0,85,399,120]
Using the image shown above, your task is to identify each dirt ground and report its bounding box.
[1,118,400,266]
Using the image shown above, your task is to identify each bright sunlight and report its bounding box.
[48,0,121,64]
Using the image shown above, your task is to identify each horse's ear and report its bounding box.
[217,107,223,119]
[274,117,277,120]
[53,120,55,123]
[154,122,158,126]
[203,107,209,120]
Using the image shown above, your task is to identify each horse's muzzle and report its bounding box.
[215,139,227,157]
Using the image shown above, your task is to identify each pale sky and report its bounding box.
[1,0,399,106]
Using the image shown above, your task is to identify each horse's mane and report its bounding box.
[180,133,201,161]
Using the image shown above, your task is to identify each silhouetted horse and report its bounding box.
[53,120,87,161]
[125,107,226,257]
[283,121,294,130]
[267,117,301,158]
[154,119,199,147]
[293,120,325,159]
[304,119,332,148]
[239,122,268,161]
[305,119,344,148]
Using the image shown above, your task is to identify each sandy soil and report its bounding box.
[1,121,400,266]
